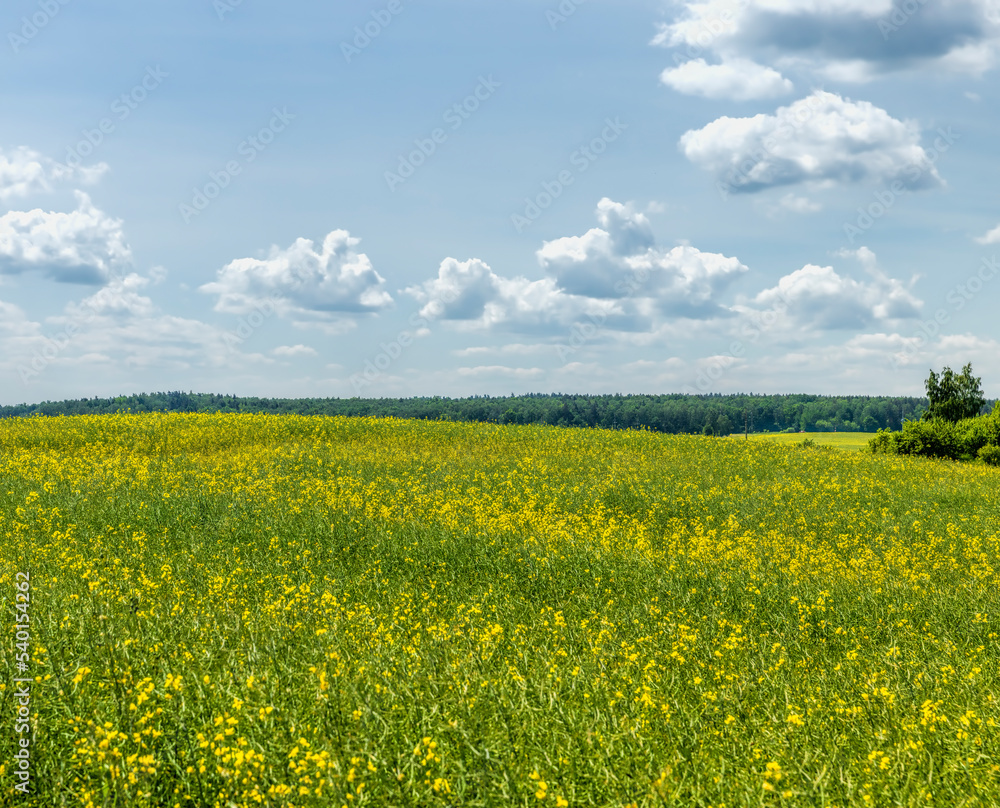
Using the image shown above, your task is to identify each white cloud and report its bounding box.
[453,344,554,357]
[406,199,748,335]
[743,251,922,330]
[788,331,1000,389]
[200,230,393,324]
[0,298,37,336]
[660,58,794,100]
[654,0,1000,85]
[0,146,107,202]
[272,344,318,358]
[975,222,1000,244]
[455,365,546,379]
[936,40,999,77]
[405,257,619,334]
[0,191,132,284]
[63,272,156,319]
[775,193,822,213]
[680,91,943,196]
[5,277,289,391]
[538,198,748,315]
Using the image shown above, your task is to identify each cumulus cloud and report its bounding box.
[660,57,794,100]
[536,199,656,300]
[741,248,922,330]
[0,146,107,202]
[0,191,132,284]
[680,91,943,195]
[654,0,1000,84]
[406,199,748,335]
[405,257,621,334]
[200,230,393,323]
[63,272,156,319]
[538,198,748,315]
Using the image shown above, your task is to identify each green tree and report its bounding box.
[923,363,986,422]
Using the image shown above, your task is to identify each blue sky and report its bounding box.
[1,0,998,405]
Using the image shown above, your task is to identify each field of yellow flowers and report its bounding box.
[2,412,1000,807]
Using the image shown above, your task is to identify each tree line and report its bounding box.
[0,391,963,435]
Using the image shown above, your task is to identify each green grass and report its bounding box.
[746,431,877,451]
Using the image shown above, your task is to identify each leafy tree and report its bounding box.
[923,363,986,422]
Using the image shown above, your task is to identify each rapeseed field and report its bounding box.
[2,413,999,807]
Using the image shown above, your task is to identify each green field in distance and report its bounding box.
[744,432,877,451]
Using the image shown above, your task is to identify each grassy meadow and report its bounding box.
[2,413,1000,807]
[747,433,877,452]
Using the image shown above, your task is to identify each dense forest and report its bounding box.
[0,391,970,435]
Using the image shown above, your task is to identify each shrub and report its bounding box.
[868,428,896,454]
[979,444,1000,467]
[870,403,1000,463]
[892,418,962,460]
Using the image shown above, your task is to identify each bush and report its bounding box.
[884,419,962,460]
[979,444,1000,467]
[868,428,896,454]
[870,403,1000,463]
